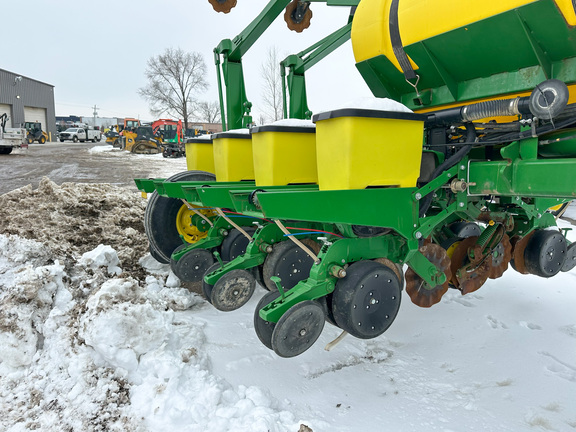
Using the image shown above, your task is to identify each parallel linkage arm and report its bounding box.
[214,0,359,130]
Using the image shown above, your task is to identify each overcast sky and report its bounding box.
[3,0,372,122]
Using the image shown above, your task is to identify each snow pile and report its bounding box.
[316,97,414,115]
[0,234,313,432]
[80,244,122,276]
[215,128,251,136]
[268,119,315,128]
[0,177,148,276]
[88,144,118,154]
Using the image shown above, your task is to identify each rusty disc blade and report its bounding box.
[510,231,534,275]
[208,0,237,13]
[301,237,321,254]
[284,0,312,33]
[405,244,452,308]
[374,257,404,289]
[450,236,491,295]
[488,234,512,279]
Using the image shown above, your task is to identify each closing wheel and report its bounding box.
[208,0,237,13]
[284,0,312,33]
[405,244,452,308]
[271,300,325,358]
[562,242,576,272]
[171,247,214,283]
[144,170,216,263]
[524,230,567,277]
[449,221,481,238]
[220,227,256,262]
[262,239,318,291]
[332,260,401,339]
[450,236,491,295]
[211,269,256,311]
[254,290,281,350]
[488,234,512,279]
[202,261,228,303]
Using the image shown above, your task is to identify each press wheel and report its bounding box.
[171,247,214,283]
[271,300,325,358]
[562,242,576,272]
[488,234,512,279]
[262,240,317,291]
[332,260,401,338]
[211,269,256,311]
[202,261,228,303]
[405,244,452,308]
[220,227,255,262]
[208,0,237,13]
[254,290,281,350]
[524,230,567,277]
[284,0,312,33]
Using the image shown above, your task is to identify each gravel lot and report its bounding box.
[0,142,187,195]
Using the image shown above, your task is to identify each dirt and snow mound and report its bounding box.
[0,233,312,432]
[0,177,147,277]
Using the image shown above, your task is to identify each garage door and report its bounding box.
[0,104,12,128]
[24,106,47,131]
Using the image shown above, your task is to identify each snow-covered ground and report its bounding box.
[1,148,576,431]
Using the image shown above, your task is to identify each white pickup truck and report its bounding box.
[59,127,102,143]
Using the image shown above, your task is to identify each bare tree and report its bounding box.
[194,101,221,124]
[260,46,283,123]
[139,48,208,127]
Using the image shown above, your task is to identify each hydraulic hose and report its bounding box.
[419,122,476,217]
[426,98,531,126]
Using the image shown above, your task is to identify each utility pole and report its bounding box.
[92,104,99,128]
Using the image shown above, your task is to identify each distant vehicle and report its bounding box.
[23,122,48,144]
[0,113,26,155]
[59,127,102,143]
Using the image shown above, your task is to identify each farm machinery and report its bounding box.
[135,0,576,358]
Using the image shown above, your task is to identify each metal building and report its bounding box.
[0,68,56,141]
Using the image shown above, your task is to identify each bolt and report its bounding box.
[415,193,422,200]
[460,165,466,170]
[415,232,423,239]
[459,202,465,208]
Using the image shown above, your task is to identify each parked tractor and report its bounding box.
[136,0,576,358]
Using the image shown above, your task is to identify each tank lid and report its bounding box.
[313,108,427,122]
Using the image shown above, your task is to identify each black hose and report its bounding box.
[419,122,476,217]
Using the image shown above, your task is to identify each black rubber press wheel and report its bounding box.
[332,260,401,339]
[220,227,256,262]
[254,290,282,350]
[524,230,567,277]
[171,247,214,283]
[271,300,325,358]
[262,240,318,291]
[211,269,256,312]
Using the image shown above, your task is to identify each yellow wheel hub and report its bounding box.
[175,203,216,244]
